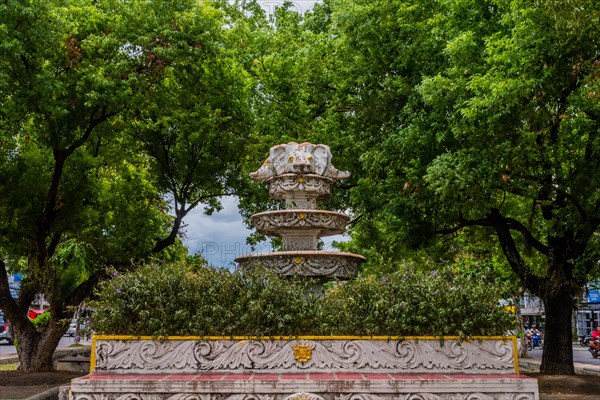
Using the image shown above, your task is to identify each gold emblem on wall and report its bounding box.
[292,342,314,363]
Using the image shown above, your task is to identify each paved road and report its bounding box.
[0,335,87,358]
[526,344,600,367]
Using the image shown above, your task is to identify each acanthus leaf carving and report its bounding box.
[93,338,514,373]
[283,393,326,400]
[335,395,387,400]
[394,395,443,400]
[225,395,275,400]
[96,340,198,371]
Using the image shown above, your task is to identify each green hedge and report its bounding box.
[91,262,516,338]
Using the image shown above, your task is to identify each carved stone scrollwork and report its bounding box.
[73,395,108,400]
[252,210,349,236]
[283,393,326,400]
[395,395,536,400]
[95,340,198,371]
[165,396,218,400]
[114,394,162,400]
[93,338,515,373]
[71,395,536,400]
[225,395,274,400]
[268,174,335,206]
[393,339,514,370]
[336,395,388,400]
[73,395,221,400]
[236,252,364,279]
[460,395,495,400]
[395,395,443,400]
[72,395,535,400]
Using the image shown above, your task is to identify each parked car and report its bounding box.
[66,319,77,337]
[28,309,45,320]
[0,314,13,345]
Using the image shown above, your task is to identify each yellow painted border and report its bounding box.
[89,335,97,372]
[512,336,520,374]
[89,335,517,373]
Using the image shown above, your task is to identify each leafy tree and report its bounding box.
[233,2,358,229]
[0,0,251,372]
[323,0,600,374]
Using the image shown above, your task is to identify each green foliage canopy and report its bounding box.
[0,0,252,372]
[312,0,600,374]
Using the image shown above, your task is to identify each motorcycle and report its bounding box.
[578,334,593,347]
[527,332,543,351]
[588,345,599,358]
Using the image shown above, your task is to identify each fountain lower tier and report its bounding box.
[235,251,365,280]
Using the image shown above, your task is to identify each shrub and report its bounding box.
[92,262,319,337]
[91,261,516,338]
[31,311,51,330]
[319,269,515,337]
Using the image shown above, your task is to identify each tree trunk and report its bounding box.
[15,322,66,372]
[540,289,575,374]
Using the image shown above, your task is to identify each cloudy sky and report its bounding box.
[180,196,265,268]
[181,196,347,268]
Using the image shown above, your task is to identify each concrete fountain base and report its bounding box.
[66,336,539,400]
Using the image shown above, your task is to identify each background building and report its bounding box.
[576,283,600,336]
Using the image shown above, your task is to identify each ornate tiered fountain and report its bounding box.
[67,142,539,400]
[235,142,365,281]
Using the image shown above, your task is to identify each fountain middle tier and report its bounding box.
[234,251,365,280]
[251,210,349,237]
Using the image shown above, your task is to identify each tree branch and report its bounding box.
[152,192,232,254]
[435,216,493,235]
[503,217,549,255]
[65,106,120,156]
[487,208,542,296]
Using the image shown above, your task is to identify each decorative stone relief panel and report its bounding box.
[72,393,536,400]
[393,395,535,400]
[283,393,326,400]
[93,338,515,373]
[73,396,214,400]
[335,395,535,400]
[268,175,335,205]
[236,252,363,278]
[226,396,275,400]
[252,211,349,236]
